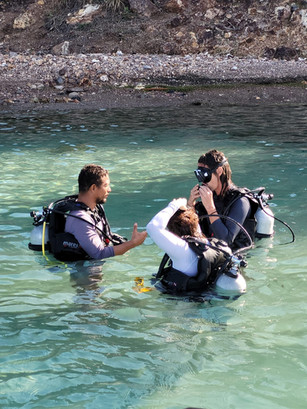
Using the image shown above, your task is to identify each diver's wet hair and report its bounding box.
[167,208,201,238]
[198,149,232,196]
[78,164,109,192]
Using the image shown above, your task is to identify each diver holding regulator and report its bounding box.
[188,149,277,252]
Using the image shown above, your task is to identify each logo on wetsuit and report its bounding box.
[63,240,80,249]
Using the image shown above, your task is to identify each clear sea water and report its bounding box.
[0,104,306,409]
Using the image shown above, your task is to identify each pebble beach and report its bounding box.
[0,52,307,112]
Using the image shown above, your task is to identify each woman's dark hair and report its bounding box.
[198,149,232,197]
[167,208,202,238]
[78,164,109,192]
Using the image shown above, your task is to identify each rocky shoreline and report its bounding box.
[0,52,307,113]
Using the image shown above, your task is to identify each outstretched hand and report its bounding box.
[131,223,147,247]
[113,223,147,256]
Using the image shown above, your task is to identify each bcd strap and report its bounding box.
[47,195,117,261]
[156,237,232,293]
[156,253,172,279]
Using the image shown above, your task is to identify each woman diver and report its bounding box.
[146,198,246,294]
[188,149,258,251]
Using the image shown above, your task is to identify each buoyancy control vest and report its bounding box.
[49,195,110,261]
[29,195,126,261]
[195,186,261,250]
[156,237,233,293]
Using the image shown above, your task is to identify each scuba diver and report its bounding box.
[146,198,246,294]
[188,149,274,251]
[64,164,146,259]
[29,164,147,261]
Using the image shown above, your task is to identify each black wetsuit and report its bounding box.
[195,186,258,250]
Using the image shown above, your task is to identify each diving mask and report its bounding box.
[194,167,213,184]
[194,159,228,184]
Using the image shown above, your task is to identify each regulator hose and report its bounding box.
[198,213,254,255]
[258,197,295,244]
[47,207,123,246]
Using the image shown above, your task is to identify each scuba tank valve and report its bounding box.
[28,209,50,251]
[215,255,246,293]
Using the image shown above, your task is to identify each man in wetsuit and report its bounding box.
[65,164,146,259]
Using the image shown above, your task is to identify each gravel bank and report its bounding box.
[0,53,306,112]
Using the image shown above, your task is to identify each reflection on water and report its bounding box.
[0,104,306,409]
[70,259,104,286]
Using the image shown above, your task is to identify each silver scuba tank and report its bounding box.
[255,206,274,237]
[252,188,275,238]
[28,209,49,251]
[215,255,246,294]
[215,272,246,293]
[29,224,49,251]
[215,262,246,294]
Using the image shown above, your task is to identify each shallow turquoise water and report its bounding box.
[0,105,306,409]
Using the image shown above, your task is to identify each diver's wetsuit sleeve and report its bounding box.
[146,201,198,277]
[65,210,115,260]
[210,196,251,245]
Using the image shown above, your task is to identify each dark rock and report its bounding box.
[200,30,214,42]
[263,46,300,60]
[56,76,65,85]
[274,46,300,60]
[263,47,276,59]
[170,17,182,27]
[59,68,67,76]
